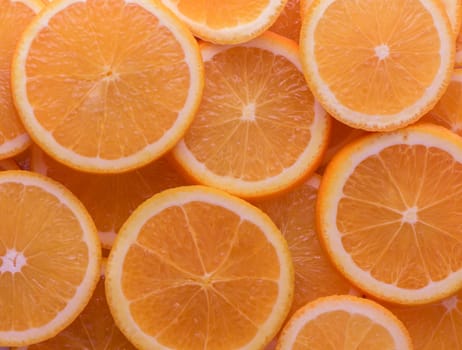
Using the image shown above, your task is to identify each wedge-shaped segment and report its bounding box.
[0,171,101,346]
[317,124,462,304]
[106,186,294,350]
[12,0,203,173]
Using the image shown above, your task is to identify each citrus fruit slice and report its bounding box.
[0,170,101,346]
[388,288,462,349]
[269,0,302,42]
[157,0,287,44]
[254,174,357,318]
[317,124,462,305]
[277,295,412,350]
[301,0,454,131]
[12,0,203,173]
[457,26,462,66]
[300,0,312,17]
[16,260,136,350]
[0,0,42,159]
[172,32,331,199]
[106,185,294,350]
[31,146,187,248]
[442,0,462,34]
[421,69,462,135]
[0,159,20,171]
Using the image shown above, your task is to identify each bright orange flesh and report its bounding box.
[106,186,294,350]
[277,295,412,350]
[0,171,101,346]
[269,0,302,42]
[388,289,462,349]
[13,0,203,173]
[21,269,136,350]
[318,124,462,304]
[0,0,41,159]
[254,175,355,317]
[32,146,187,248]
[421,69,462,134]
[173,32,330,199]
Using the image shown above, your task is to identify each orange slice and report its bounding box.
[106,185,294,350]
[254,174,357,318]
[301,0,454,131]
[421,69,462,135]
[317,124,462,305]
[277,295,412,349]
[0,170,101,346]
[457,25,462,66]
[300,0,313,17]
[388,288,462,349]
[0,0,42,159]
[269,0,302,42]
[442,0,462,34]
[157,0,287,44]
[172,32,331,199]
[0,159,20,171]
[12,0,203,173]
[16,261,136,350]
[31,145,188,248]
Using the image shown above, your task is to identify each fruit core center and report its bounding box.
[241,103,256,121]
[374,44,390,60]
[402,206,418,224]
[0,249,26,274]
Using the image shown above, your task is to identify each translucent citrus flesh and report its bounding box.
[312,0,442,115]
[169,0,274,30]
[23,273,135,349]
[123,202,281,348]
[175,33,329,199]
[0,0,40,158]
[0,171,100,345]
[269,0,302,42]
[277,296,411,350]
[32,146,187,248]
[338,144,462,290]
[421,70,462,135]
[255,175,354,316]
[389,289,462,349]
[15,0,202,170]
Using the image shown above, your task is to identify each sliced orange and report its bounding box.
[421,69,462,135]
[0,0,42,159]
[269,0,302,42]
[388,288,462,349]
[457,25,462,66]
[317,124,462,305]
[301,0,454,131]
[172,32,331,199]
[0,158,20,171]
[157,0,287,44]
[31,145,188,248]
[0,170,101,346]
[277,295,412,349]
[106,185,294,350]
[442,0,462,34]
[300,0,312,17]
[254,174,357,318]
[16,261,136,350]
[319,118,366,171]
[12,0,203,173]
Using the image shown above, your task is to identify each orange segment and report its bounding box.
[172,32,331,199]
[0,0,42,159]
[12,0,203,173]
[317,124,462,304]
[301,0,454,131]
[277,295,412,350]
[269,0,302,42]
[158,0,287,44]
[31,146,188,248]
[254,174,357,317]
[0,170,101,346]
[17,262,136,350]
[388,288,462,349]
[421,69,462,134]
[106,186,294,350]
